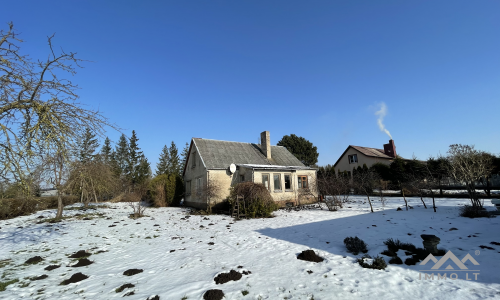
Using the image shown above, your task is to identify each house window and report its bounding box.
[298,176,308,189]
[192,152,196,168]
[348,154,358,164]
[240,175,245,182]
[186,181,191,195]
[195,177,202,196]
[284,174,292,190]
[273,174,281,191]
[262,174,270,190]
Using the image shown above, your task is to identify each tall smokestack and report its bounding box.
[260,131,271,159]
[383,139,396,158]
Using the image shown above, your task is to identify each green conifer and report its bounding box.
[156,145,170,176]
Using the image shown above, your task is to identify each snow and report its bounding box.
[0,197,499,300]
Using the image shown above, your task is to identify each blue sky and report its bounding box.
[2,1,499,168]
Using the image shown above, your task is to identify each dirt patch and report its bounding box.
[69,250,91,259]
[115,283,135,293]
[25,256,43,264]
[214,270,242,284]
[203,289,224,300]
[71,258,93,267]
[297,250,324,263]
[31,274,48,281]
[147,296,160,300]
[61,272,88,285]
[479,245,495,250]
[123,291,135,296]
[44,265,60,271]
[123,269,143,276]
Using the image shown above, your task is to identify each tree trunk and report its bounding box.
[367,194,374,213]
[429,189,436,212]
[419,190,427,208]
[401,184,408,211]
[56,192,63,219]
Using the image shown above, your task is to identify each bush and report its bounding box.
[380,249,396,257]
[343,236,368,255]
[228,182,278,218]
[357,255,387,270]
[0,196,79,220]
[388,256,403,264]
[148,174,183,207]
[459,205,490,218]
[383,238,416,253]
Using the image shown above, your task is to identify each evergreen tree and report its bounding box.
[126,130,150,185]
[135,156,151,185]
[100,137,112,163]
[277,134,319,167]
[168,141,181,175]
[113,134,129,176]
[180,142,189,170]
[77,128,99,163]
[156,145,170,176]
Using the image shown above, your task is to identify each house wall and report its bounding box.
[183,145,208,209]
[335,148,392,176]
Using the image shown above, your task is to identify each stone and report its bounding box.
[421,234,440,254]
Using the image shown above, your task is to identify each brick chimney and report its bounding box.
[383,139,397,158]
[260,131,271,159]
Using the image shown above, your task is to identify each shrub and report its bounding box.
[343,236,368,255]
[388,256,403,264]
[228,182,278,218]
[357,255,387,270]
[459,205,490,218]
[380,249,396,257]
[0,196,79,220]
[148,174,183,207]
[383,238,416,253]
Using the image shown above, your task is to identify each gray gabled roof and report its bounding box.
[192,138,306,170]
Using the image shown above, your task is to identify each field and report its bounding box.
[0,197,499,300]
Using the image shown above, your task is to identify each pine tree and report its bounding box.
[100,137,112,163]
[127,130,149,185]
[77,128,99,163]
[168,141,181,175]
[180,142,189,170]
[135,156,151,185]
[156,145,170,176]
[113,134,129,176]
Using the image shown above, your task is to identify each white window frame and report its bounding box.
[348,154,358,164]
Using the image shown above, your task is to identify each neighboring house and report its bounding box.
[334,139,400,175]
[182,131,318,209]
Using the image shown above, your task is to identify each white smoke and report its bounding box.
[375,102,392,139]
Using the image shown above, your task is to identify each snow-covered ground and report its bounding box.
[0,197,499,300]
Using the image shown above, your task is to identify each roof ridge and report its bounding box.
[193,137,283,147]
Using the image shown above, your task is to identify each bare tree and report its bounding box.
[202,179,222,213]
[66,159,117,207]
[1,22,118,204]
[127,180,149,219]
[317,172,351,211]
[447,144,493,210]
[40,150,70,218]
[353,169,380,213]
